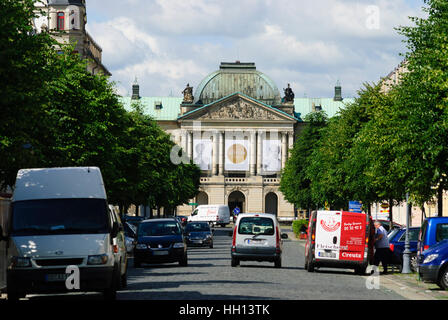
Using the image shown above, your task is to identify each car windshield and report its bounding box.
[139,221,181,236]
[436,223,448,242]
[11,198,109,236]
[398,228,420,242]
[185,223,210,232]
[238,217,274,235]
[388,228,399,240]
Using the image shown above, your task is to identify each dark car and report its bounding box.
[418,239,448,290]
[133,218,188,267]
[376,220,404,233]
[387,227,420,272]
[123,215,144,229]
[184,222,214,248]
[176,215,188,227]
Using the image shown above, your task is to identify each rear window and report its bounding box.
[398,228,420,242]
[238,217,274,236]
[11,198,109,236]
[138,221,181,236]
[419,221,428,242]
[436,223,448,242]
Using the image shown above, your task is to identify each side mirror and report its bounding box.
[111,222,119,238]
[281,233,289,239]
[0,226,5,241]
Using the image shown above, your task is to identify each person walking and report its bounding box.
[373,220,391,274]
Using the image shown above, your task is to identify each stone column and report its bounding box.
[187,130,193,160]
[213,131,219,176]
[281,132,287,169]
[218,131,224,175]
[257,131,263,175]
[288,132,294,158]
[250,131,256,176]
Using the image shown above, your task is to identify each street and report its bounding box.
[21,227,404,301]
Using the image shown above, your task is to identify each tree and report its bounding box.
[393,0,448,215]
[0,0,58,188]
[280,111,328,211]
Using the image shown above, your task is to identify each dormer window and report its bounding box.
[57,12,65,30]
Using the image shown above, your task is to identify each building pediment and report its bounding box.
[179,93,296,122]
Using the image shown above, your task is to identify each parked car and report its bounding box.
[387,227,420,272]
[184,222,214,248]
[418,217,448,257]
[2,167,126,301]
[123,215,144,229]
[376,220,404,233]
[418,239,448,290]
[123,222,137,254]
[176,215,188,228]
[305,210,374,275]
[231,213,288,268]
[133,218,187,267]
[188,205,230,227]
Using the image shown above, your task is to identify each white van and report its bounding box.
[0,167,126,300]
[188,205,230,227]
[230,213,288,268]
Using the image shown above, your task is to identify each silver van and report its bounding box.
[230,213,288,268]
[0,167,127,300]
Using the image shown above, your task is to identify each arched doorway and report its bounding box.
[196,191,209,206]
[265,192,278,216]
[228,191,246,216]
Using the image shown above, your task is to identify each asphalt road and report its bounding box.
[21,227,405,301]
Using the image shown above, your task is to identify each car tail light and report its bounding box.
[275,226,281,253]
[113,244,119,253]
[389,243,394,252]
[231,225,237,252]
[424,245,429,251]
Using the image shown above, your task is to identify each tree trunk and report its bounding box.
[389,199,393,230]
[437,185,443,217]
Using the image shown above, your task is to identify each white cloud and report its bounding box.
[85,0,423,98]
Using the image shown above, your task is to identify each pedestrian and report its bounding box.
[373,220,391,274]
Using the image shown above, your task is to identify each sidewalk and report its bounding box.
[288,231,448,300]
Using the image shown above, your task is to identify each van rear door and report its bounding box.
[338,212,366,262]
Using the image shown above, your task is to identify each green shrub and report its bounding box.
[292,219,308,237]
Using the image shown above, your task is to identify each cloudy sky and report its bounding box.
[85,0,424,99]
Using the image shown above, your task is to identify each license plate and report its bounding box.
[318,251,336,258]
[45,273,69,282]
[153,250,169,255]
[246,239,266,245]
[193,240,203,244]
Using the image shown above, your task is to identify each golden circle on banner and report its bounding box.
[227,144,247,164]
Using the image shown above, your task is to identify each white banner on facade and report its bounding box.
[262,139,281,173]
[193,139,212,171]
[225,139,249,171]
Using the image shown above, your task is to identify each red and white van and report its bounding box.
[304,210,374,275]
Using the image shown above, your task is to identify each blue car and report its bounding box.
[418,217,448,256]
[418,239,448,290]
[133,218,188,267]
[388,227,420,272]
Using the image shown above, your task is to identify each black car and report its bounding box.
[184,222,214,248]
[133,218,187,267]
[123,215,144,229]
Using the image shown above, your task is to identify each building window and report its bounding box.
[57,12,65,30]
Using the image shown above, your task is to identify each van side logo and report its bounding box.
[320,219,340,232]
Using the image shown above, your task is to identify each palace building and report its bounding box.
[122,62,353,220]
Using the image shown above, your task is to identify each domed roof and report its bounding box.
[194,62,282,106]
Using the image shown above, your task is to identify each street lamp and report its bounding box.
[402,192,412,274]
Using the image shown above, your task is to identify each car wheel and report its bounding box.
[307,257,315,272]
[274,257,282,268]
[179,254,188,266]
[410,254,418,273]
[231,257,239,267]
[133,258,141,268]
[210,242,213,249]
[354,266,367,275]
[437,265,448,290]
[104,265,119,300]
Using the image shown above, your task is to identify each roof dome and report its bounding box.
[194,62,282,106]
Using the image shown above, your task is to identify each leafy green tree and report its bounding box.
[393,0,448,214]
[0,0,57,188]
[280,111,328,211]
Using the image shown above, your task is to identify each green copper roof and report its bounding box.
[119,96,354,121]
[120,97,182,121]
[294,98,355,119]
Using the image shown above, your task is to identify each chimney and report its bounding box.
[334,80,343,101]
[132,77,140,100]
